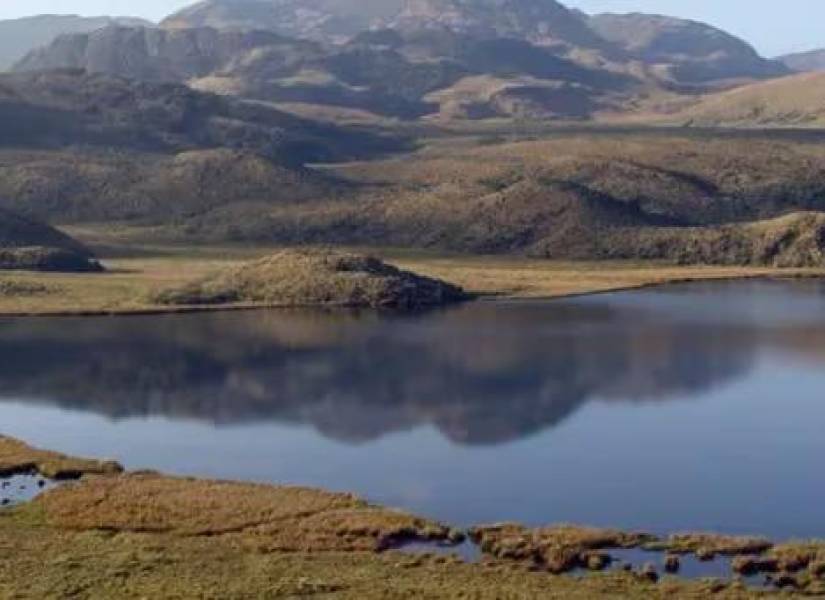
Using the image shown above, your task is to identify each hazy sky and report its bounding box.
[0,0,822,57]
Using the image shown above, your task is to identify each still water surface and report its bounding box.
[2,280,825,539]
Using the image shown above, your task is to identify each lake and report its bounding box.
[2,279,825,540]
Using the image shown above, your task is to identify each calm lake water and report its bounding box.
[2,279,825,540]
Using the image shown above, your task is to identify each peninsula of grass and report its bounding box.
[5,434,825,598]
[1,237,825,316]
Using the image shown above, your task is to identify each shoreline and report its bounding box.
[1,265,824,318]
[1,434,823,597]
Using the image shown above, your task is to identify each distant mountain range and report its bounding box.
[9,0,792,123]
[779,48,825,72]
[0,14,151,71]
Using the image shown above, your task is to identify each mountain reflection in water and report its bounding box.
[6,279,815,446]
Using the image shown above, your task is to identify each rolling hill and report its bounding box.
[0,69,405,161]
[664,72,825,127]
[0,69,405,222]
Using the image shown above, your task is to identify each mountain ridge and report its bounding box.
[0,14,151,71]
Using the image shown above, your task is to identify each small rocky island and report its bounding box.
[154,249,469,310]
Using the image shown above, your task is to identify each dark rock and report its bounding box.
[772,574,800,589]
[664,554,680,573]
[732,555,779,575]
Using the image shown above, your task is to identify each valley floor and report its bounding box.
[0,238,823,316]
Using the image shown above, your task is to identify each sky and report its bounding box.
[0,0,822,57]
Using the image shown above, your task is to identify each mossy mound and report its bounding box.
[0,246,103,273]
[154,249,468,310]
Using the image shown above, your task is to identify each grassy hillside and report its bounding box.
[663,72,825,127]
[0,70,407,161]
[7,125,825,266]
[0,69,408,222]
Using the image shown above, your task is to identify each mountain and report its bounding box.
[388,0,609,52]
[779,49,825,72]
[587,13,788,85]
[663,72,825,127]
[161,0,404,42]
[0,14,151,71]
[16,24,630,120]
[14,25,319,83]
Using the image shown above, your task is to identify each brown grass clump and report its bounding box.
[35,473,459,552]
[468,524,655,573]
[651,533,773,559]
[153,248,468,309]
[0,435,122,479]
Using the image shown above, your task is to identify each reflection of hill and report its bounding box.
[0,298,758,445]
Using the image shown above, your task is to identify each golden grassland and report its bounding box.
[0,236,823,315]
[2,435,821,599]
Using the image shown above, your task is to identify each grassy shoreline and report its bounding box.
[1,243,824,317]
[2,434,822,598]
